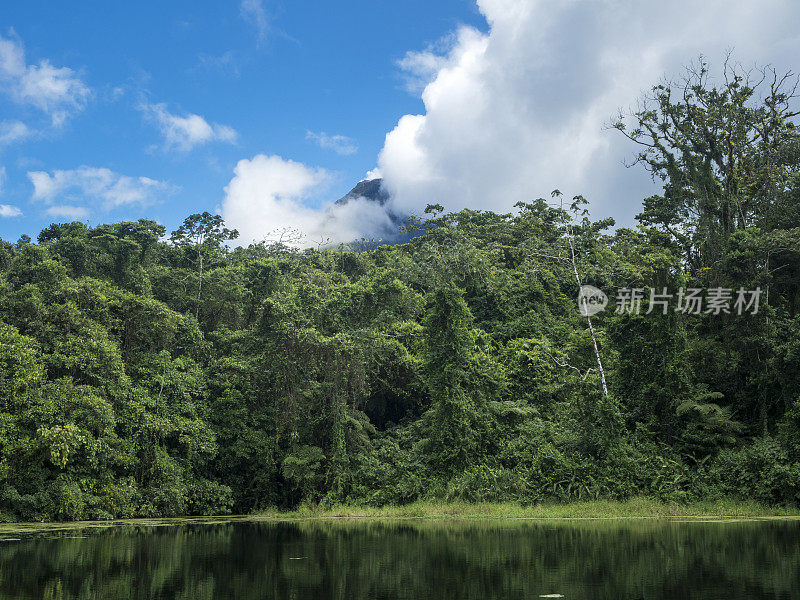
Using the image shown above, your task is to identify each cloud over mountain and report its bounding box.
[378,0,800,223]
[221,154,393,247]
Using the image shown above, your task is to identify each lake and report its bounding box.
[0,517,798,599]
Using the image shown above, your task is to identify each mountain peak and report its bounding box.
[335,178,391,206]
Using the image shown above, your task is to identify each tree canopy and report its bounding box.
[1,59,800,521]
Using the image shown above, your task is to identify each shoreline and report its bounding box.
[2,499,799,535]
[251,498,800,521]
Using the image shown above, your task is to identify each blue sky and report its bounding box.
[0,0,484,241]
[3,0,800,246]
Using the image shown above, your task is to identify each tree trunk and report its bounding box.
[195,250,203,321]
[567,224,609,397]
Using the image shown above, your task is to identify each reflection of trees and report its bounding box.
[1,520,799,599]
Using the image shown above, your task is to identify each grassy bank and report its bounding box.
[0,499,796,534]
[252,498,800,521]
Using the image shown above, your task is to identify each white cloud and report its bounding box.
[0,204,22,218]
[240,0,270,42]
[378,0,800,224]
[0,33,90,127]
[45,205,89,219]
[221,154,393,247]
[363,167,382,181]
[397,33,458,93]
[0,166,5,192]
[140,102,238,152]
[0,120,31,145]
[28,166,172,216]
[306,131,359,156]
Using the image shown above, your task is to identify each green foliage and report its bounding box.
[1,58,800,519]
[282,445,326,501]
[712,437,800,505]
[422,285,490,475]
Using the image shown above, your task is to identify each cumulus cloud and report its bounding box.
[28,166,172,216]
[221,154,393,247]
[140,102,238,152]
[240,0,270,42]
[306,131,359,156]
[0,33,90,127]
[378,0,800,224]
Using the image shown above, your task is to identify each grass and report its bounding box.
[0,498,797,535]
[251,498,800,521]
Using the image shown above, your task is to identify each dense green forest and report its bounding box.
[1,61,800,521]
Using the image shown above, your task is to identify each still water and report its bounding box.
[0,517,798,599]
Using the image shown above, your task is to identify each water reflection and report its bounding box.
[0,518,798,599]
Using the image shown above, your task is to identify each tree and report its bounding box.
[612,57,800,270]
[558,191,610,396]
[170,212,238,320]
[423,284,488,476]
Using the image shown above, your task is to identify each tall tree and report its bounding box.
[423,285,486,476]
[612,57,800,270]
[170,212,238,320]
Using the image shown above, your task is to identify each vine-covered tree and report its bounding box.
[170,212,239,319]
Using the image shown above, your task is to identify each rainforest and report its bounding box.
[1,63,800,522]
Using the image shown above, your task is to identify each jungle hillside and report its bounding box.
[1,62,800,521]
